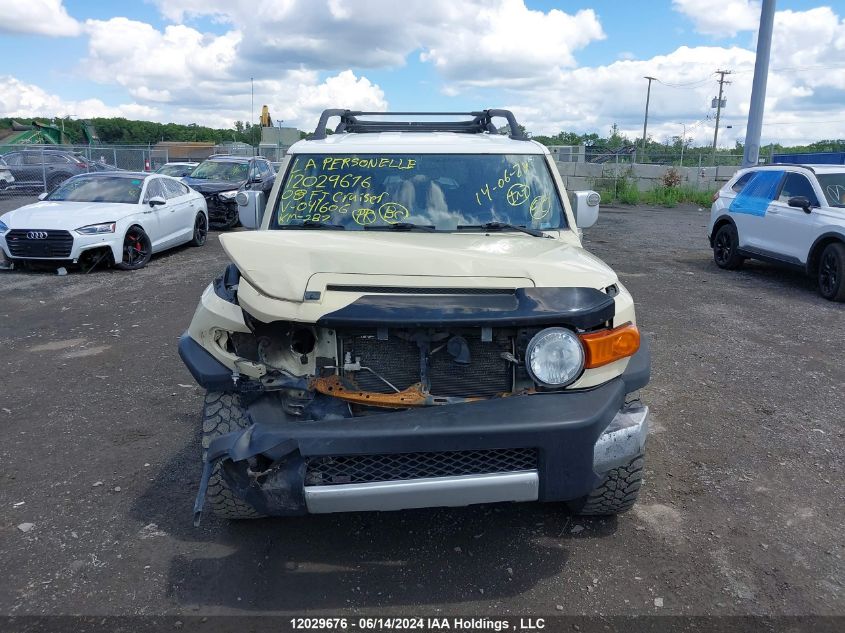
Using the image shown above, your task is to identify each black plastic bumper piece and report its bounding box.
[178,333,233,392]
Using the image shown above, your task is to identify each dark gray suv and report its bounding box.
[1,149,113,192]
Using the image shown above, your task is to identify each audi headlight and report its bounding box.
[525,327,584,387]
[76,222,116,235]
[0,219,8,234]
[218,190,238,200]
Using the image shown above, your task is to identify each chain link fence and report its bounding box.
[0,143,290,215]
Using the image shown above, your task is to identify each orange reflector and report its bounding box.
[579,323,640,369]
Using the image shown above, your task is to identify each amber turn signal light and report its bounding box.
[579,323,640,369]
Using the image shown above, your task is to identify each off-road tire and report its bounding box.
[713,224,744,270]
[572,454,644,516]
[201,391,263,520]
[818,242,845,302]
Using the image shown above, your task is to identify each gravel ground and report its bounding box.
[0,204,842,619]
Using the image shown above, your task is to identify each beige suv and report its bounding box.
[179,110,651,524]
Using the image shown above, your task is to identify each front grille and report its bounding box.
[305,448,538,486]
[340,331,513,397]
[205,196,235,219]
[6,230,73,258]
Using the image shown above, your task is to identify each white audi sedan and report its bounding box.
[0,172,208,271]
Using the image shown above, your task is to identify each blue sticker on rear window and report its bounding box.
[729,171,783,216]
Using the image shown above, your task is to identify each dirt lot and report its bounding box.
[0,204,842,619]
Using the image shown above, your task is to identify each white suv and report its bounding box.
[708,164,845,301]
[179,109,651,524]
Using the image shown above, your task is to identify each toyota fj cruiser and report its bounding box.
[179,110,651,523]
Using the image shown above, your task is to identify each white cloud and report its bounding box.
[0,0,81,37]
[672,0,762,37]
[0,75,159,120]
[149,0,604,84]
[420,3,604,87]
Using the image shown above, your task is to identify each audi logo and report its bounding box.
[26,231,49,240]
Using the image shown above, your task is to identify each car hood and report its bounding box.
[182,178,244,194]
[220,230,618,303]
[0,201,137,230]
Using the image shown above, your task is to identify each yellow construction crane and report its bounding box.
[260,105,272,128]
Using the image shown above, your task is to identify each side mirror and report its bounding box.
[787,196,813,214]
[236,190,265,230]
[569,190,601,228]
[38,192,48,201]
[148,196,166,207]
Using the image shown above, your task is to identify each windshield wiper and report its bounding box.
[279,220,345,230]
[364,222,435,232]
[456,222,546,237]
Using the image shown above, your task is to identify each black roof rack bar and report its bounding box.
[768,163,816,173]
[310,109,528,141]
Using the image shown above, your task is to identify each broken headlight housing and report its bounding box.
[525,327,584,387]
[218,190,239,200]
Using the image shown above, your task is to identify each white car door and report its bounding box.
[140,178,169,248]
[151,177,186,246]
[727,169,784,251]
[169,179,201,240]
[762,171,822,264]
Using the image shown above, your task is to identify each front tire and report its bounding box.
[201,392,263,520]
[190,212,208,247]
[818,242,845,302]
[570,454,644,516]
[713,224,744,270]
[114,226,152,270]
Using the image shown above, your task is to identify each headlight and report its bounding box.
[218,190,238,200]
[0,219,8,234]
[525,327,584,387]
[76,222,116,235]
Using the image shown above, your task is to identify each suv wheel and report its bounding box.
[713,224,744,270]
[818,242,845,302]
[201,392,263,520]
[569,454,644,516]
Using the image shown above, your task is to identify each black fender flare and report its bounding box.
[709,214,737,247]
[806,231,845,274]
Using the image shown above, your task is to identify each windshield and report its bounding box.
[47,176,143,204]
[190,160,248,182]
[817,174,845,207]
[271,153,566,231]
[157,164,193,177]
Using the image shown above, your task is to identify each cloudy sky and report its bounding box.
[0,0,843,147]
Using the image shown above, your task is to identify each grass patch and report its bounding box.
[596,184,714,207]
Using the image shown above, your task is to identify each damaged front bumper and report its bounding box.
[188,337,651,522]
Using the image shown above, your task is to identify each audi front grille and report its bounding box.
[6,229,74,258]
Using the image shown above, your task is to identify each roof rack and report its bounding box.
[310,109,528,141]
[767,163,816,173]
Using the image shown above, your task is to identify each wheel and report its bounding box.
[114,226,152,270]
[818,242,845,302]
[712,224,744,270]
[201,392,263,520]
[569,454,644,516]
[189,212,208,246]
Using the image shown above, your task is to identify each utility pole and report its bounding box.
[743,0,776,167]
[679,122,687,167]
[641,76,656,160]
[250,77,255,153]
[711,69,732,166]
